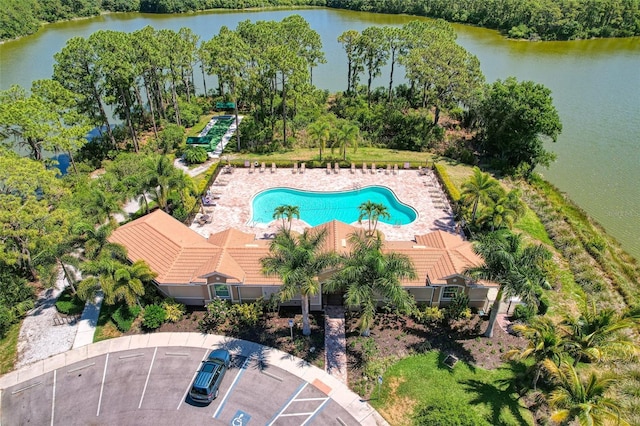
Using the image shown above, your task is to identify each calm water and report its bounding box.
[1,9,638,257]
[251,186,417,226]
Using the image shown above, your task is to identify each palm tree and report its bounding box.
[307,119,331,162]
[332,121,359,161]
[261,228,338,336]
[561,298,638,366]
[83,186,124,225]
[325,230,416,336]
[543,359,629,426]
[478,189,525,231]
[466,231,551,338]
[505,316,566,390]
[146,154,175,212]
[273,205,288,229]
[73,221,126,261]
[460,168,501,223]
[104,260,156,307]
[358,201,390,235]
[79,257,156,307]
[283,205,300,231]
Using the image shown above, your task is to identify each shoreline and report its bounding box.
[4,5,639,44]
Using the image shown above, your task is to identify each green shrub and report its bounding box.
[183,146,208,165]
[433,163,461,201]
[413,305,444,325]
[445,292,471,320]
[142,304,167,329]
[111,304,142,332]
[55,289,85,315]
[511,304,535,322]
[0,305,15,338]
[162,299,186,323]
[206,297,232,323]
[231,301,263,326]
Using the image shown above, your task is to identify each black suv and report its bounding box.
[189,349,231,404]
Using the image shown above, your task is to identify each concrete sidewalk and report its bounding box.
[325,306,348,384]
[0,332,389,426]
[72,291,103,349]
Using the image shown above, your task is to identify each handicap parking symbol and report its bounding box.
[231,410,251,426]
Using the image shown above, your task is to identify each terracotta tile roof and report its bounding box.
[112,211,486,289]
[226,246,280,285]
[312,220,359,254]
[196,249,245,283]
[110,210,220,285]
[415,230,467,249]
[208,228,257,248]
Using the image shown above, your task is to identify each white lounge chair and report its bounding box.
[386,164,391,175]
[335,163,340,174]
[326,162,331,174]
[362,162,367,174]
[271,162,276,173]
[393,164,399,175]
[260,162,266,173]
[300,163,306,174]
[351,163,356,174]
[371,163,376,174]
[292,162,298,174]
[249,162,255,174]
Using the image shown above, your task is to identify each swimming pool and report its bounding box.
[251,186,417,227]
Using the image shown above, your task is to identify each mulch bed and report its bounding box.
[128,307,525,393]
[345,311,527,391]
[143,307,326,368]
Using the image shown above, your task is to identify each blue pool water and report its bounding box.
[251,186,417,227]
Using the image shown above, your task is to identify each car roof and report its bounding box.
[193,371,214,389]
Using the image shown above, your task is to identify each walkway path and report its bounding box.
[15,271,78,369]
[325,306,348,384]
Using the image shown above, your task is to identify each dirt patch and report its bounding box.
[377,377,417,426]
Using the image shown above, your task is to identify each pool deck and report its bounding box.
[191,166,456,241]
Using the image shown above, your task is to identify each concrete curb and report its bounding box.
[0,332,389,426]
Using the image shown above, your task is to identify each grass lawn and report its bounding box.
[223,147,437,166]
[515,206,554,246]
[0,322,21,374]
[373,351,533,426]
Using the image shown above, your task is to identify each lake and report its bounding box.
[1,8,638,258]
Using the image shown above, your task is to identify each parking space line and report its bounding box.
[68,362,95,374]
[138,347,157,409]
[280,412,315,417]
[50,370,56,426]
[295,397,329,401]
[301,397,330,426]
[177,349,208,410]
[96,353,109,416]
[119,353,144,359]
[10,381,42,394]
[212,357,250,419]
[266,382,308,426]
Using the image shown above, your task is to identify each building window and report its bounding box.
[442,286,460,299]
[214,284,230,299]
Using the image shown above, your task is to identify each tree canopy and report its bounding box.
[479,77,562,176]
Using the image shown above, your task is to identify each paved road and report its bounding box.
[0,333,386,426]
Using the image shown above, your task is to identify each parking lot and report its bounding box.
[1,343,365,426]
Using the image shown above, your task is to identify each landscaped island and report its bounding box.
[1,14,638,426]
